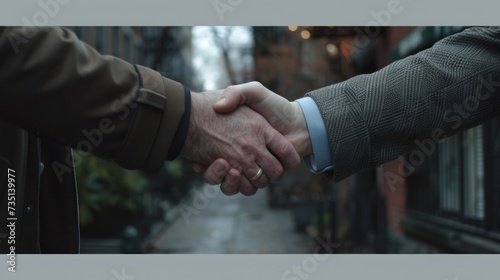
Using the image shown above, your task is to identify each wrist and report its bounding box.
[290,101,312,157]
[180,91,201,160]
[166,86,191,160]
[180,91,224,161]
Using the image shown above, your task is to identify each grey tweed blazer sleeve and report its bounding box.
[306,27,500,182]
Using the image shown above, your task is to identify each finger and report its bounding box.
[237,125,286,186]
[220,168,241,196]
[245,166,271,189]
[203,158,231,185]
[216,83,294,136]
[265,130,301,171]
[214,82,267,113]
[232,133,273,189]
[238,174,259,196]
[213,86,248,113]
[254,152,283,184]
[191,162,206,173]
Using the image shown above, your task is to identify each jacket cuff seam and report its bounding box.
[140,76,186,172]
[166,86,191,161]
[113,66,166,170]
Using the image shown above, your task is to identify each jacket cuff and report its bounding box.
[166,86,191,160]
[113,65,186,173]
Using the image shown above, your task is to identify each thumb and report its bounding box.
[214,82,271,114]
[214,87,245,113]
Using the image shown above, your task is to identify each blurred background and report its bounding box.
[69,26,500,254]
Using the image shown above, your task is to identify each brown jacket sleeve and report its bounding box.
[0,27,187,172]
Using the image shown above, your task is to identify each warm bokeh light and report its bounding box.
[288,26,298,32]
[326,43,339,57]
[300,30,310,39]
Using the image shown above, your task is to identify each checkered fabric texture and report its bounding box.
[307,27,500,182]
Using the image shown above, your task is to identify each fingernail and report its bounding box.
[214,98,226,106]
[215,163,225,173]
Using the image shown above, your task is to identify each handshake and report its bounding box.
[180,82,312,196]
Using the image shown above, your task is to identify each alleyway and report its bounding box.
[152,184,314,254]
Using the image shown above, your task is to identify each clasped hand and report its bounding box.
[181,82,311,196]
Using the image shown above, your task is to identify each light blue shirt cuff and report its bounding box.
[295,97,335,174]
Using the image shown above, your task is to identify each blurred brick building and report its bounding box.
[253,26,500,254]
[68,27,198,253]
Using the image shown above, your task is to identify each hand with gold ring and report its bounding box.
[198,160,281,196]
[183,89,301,196]
[193,82,311,196]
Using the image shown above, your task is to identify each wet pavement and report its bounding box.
[152,184,314,254]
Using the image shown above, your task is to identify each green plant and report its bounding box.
[75,152,149,227]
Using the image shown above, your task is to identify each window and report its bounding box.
[124,35,131,61]
[113,27,121,57]
[407,120,500,238]
[438,134,461,214]
[463,125,485,220]
[95,27,104,53]
[74,27,84,40]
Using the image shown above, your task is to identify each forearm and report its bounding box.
[307,26,500,182]
[0,27,187,172]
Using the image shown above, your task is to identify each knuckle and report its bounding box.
[270,166,284,182]
[257,177,271,189]
[240,144,257,159]
[277,140,292,158]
